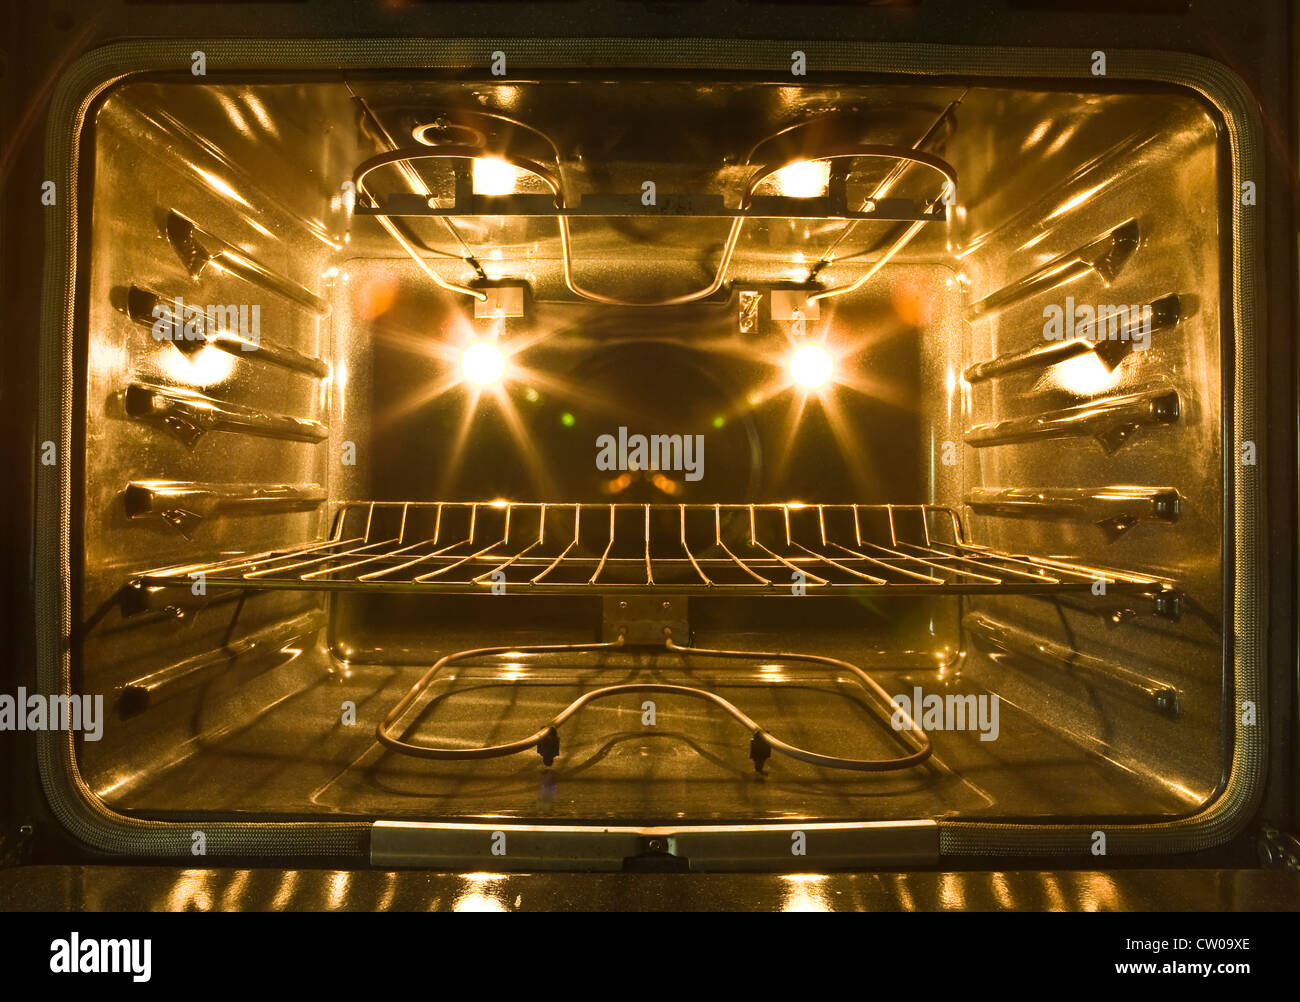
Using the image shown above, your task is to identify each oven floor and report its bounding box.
[108,638,1193,824]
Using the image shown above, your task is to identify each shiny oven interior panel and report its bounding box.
[46,54,1248,867]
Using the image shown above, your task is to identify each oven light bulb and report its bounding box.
[460,339,507,386]
[789,344,834,390]
[772,160,830,198]
[473,157,519,196]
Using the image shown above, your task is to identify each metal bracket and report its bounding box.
[1258,826,1300,872]
[123,580,226,621]
[602,596,689,645]
[472,284,526,318]
[770,289,821,321]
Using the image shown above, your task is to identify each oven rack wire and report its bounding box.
[131,501,1169,600]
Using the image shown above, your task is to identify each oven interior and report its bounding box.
[74,74,1225,834]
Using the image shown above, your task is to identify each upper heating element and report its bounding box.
[345,91,960,308]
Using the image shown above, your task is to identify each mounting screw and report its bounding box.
[661,601,672,611]
[618,600,628,610]
[646,838,667,853]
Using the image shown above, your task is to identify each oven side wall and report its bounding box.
[921,87,1227,814]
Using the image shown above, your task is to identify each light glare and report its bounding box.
[460,339,507,386]
[789,344,834,390]
[772,160,830,198]
[473,158,519,196]
[1051,351,1121,395]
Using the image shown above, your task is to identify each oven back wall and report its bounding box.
[327,257,955,665]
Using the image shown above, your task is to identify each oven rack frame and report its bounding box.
[129,500,1170,604]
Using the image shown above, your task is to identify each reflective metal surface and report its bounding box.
[3,866,1296,912]
[963,611,1180,716]
[937,85,1224,813]
[104,626,1187,824]
[74,74,1227,847]
[79,80,354,800]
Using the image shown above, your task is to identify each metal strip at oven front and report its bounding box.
[34,38,1263,869]
[371,820,939,872]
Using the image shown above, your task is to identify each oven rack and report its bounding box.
[131,501,1168,602]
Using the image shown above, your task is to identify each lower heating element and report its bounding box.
[376,635,933,773]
